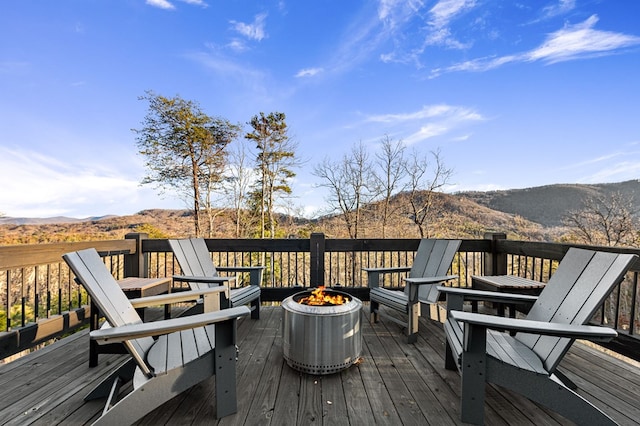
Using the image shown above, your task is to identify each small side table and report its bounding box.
[471,275,545,317]
[117,277,173,320]
[88,276,172,367]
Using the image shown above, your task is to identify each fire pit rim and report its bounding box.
[283,288,362,316]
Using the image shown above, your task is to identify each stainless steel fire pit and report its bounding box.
[282,288,362,375]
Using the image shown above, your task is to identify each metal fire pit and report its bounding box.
[282,288,362,375]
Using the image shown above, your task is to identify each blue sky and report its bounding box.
[1,0,639,219]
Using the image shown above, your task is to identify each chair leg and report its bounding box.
[554,368,578,390]
[370,300,379,323]
[459,326,487,425]
[444,340,457,371]
[85,358,136,401]
[251,297,260,320]
[407,301,419,343]
[214,319,239,417]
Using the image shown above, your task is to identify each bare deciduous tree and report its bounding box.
[223,139,255,238]
[373,135,406,238]
[404,148,453,238]
[563,192,638,247]
[313,141,376,238]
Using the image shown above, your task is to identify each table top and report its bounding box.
[117,276,172,292]
[471,274,546,290]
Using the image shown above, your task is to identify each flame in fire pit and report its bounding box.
[298,286,349,306]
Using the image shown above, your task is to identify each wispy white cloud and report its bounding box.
[428,0,477,30]
[227,39,249,52]
[424,0,476,48]
[360,104,484,145]
[322,11,389,75]
[378,0,422,30]
[146,0,207,9]
[146,0,175,10]
[230,13,268,41]
[365,104,483,124]
[189,48,265,80]
[584,161,640,184]
[379,0,477,67]
[541,0,576,20]
[180,0,208,6]
[186,48,270,101]
[295,67,324,78]
[452,134,471,142]
[526,15,640,63]
[430,14,640,77]
[559,152,623,171]
[0,147,148,217]
[404,123,450,143]
[554,149,640,185]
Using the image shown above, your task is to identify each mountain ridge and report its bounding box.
[2,180,639,230]
[0,215,116,225]
[456,179,640,227]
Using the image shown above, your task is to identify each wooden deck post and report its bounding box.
[483,232,507,276]
[125,233,149,278]
[310,233,325,287]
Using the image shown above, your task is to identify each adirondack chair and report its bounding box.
[439,248,637,425]
[63,248,250,425]
[169,238,264,319]
[364,239,461,343]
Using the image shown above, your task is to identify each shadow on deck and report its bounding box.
[1,305,639,425]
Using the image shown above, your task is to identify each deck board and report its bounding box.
[1,304,639,426]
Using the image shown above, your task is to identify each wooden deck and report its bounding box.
[1,304,639,425]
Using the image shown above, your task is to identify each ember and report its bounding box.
[297,286,349,306]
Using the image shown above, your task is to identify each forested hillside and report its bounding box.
[4,180,638,245]
[458,180,640,227]
[0,192,547,245]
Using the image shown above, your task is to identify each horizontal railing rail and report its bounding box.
[1,232,639,362]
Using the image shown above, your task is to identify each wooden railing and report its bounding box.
[138,235,489,301]
[1,232,639,362]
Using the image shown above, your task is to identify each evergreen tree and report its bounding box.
[245,112,299,238]
[134,91,239,236]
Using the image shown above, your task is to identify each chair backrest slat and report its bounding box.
[517,248,636,372]
[169,238,219,290]
[406,239,461,300]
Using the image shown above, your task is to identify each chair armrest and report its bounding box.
[363,266,412,289]
[449,311,618,342]
[216,266,264,286]
[404,276,458,303]
[404,275,458,285]
[362,266,411,274]
[437,286,539,304]
[90,306,251,344]
[172,274,236,284]
[216,266,265,273]
[128,286,229,308]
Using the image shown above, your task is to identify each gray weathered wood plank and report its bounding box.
[1,306,639,425]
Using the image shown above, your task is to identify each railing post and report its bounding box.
[124,233,149,278]
[484,232,507,276]
[310,233,325,287]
